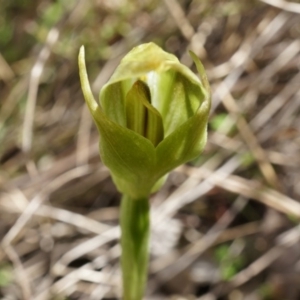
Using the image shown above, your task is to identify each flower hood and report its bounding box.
[79,43,210,198]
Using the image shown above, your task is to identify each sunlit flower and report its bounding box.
[79,43,210,198]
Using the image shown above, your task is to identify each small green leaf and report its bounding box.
[239,152,255,167]
[0,264,13,287]
[210,113,228,131]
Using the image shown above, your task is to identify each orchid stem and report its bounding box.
[120,194,150,300]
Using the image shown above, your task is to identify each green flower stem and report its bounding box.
[120,194,150,300]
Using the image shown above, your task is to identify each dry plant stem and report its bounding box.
[121,194,150,300]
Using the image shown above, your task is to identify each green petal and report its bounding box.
[189,51,211,101]
[148,70,203,136]
[78,46,100,118]
[108,43,179,84]
[98,116,157,198]
[100,81,129,127]
[125,81,148,136]
[155,101,209,177]
[125,80,164,147]
[145,102,164,147]
[155,51,211,176]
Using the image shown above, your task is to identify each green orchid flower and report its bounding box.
[79,43,210,300]
[78,42,211,199]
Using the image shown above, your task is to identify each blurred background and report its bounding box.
[1,0,300,299]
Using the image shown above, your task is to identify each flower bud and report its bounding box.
[79,43,210,198]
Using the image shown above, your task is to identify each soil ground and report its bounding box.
[1,1,300,299]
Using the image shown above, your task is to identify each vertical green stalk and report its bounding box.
[120,194,150,300]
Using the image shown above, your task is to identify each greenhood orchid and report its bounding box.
[78,42,210,199]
